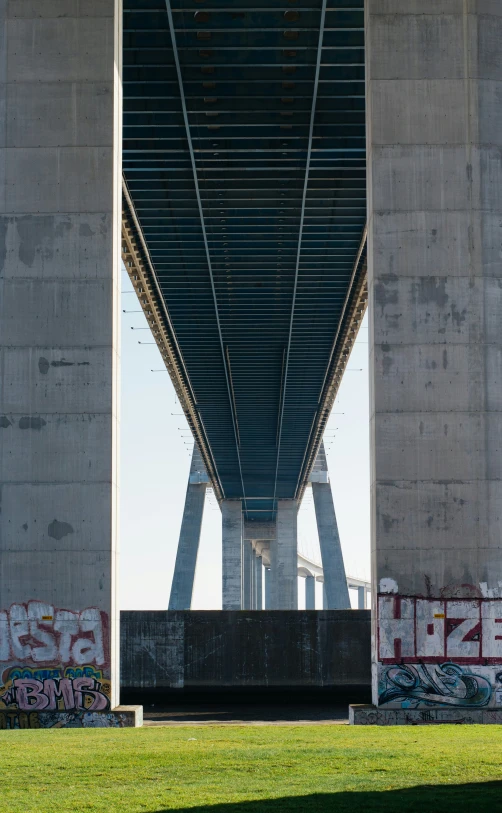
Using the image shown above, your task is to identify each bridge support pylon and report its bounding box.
[270,501,298,610]
[0,1,140,727]
[310,442,350,609]
[352,0,502,725]
[254,552,263,610]
[305,575,316,610]
[222,500,243,610]
[168,447,208,610]
[242,539,253,610]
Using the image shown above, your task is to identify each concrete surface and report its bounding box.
[271,500,298,609]
[143,703,351,726]
[311,442,350,609]
[120,610,371,698]
[169,448,207,610]
[254,553,263,610]
[312,482,350,610]
[0,0,123,720]
[242,540,253,610]
[222,501,243,609]
[366,0,502,713]
[350,704,502,727]
[305,574,316,610]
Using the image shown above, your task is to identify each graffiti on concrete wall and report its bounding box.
[379,662,491,707]
[0,601,111,715]
[378,596,502,662]
[0,710,131,729]
[377,595,502,708]
[0,602,107,666]
[0,666,110,712]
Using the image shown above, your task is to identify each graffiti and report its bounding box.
[0,710,131,729]
[1,665,110,712]
[378,596,502,663]
[0,711,41,730]
[379,662,491,708]
[376,594,502,709]
[404,712,468,725]
[0,601,111,717]
[0,602,107,667]
[0,665,110,712]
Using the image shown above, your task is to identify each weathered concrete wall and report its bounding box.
[366,1,502,711]
[0,0,123,726]
[120,611,371,694]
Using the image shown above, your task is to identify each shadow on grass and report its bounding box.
[152,782,502,813]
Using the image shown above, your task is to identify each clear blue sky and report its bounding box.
[119,266,370,610]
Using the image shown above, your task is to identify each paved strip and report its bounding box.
[143,703,350,727]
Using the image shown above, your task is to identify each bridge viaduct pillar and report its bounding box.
[305,575,316,611]
[254,552,263,611]
[168,447,208,610]
[222,500,243,610]
[270,501,298,610]
[353,0,502,724]
[310,442,350,609]
[0,1,140,726]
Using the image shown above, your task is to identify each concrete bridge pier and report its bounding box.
[311,442,350,609]
[254,553,263,610]
[168,448,208,610]
[264,567,272,610]
[0,0,139,727]
[242,539,253,610]
[270,501,298,610]
[352,0,502,725]
[305,575,316,610]
[222,500,243,610]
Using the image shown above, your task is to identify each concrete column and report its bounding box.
[251,549,256,610]
[0,2,141,727]
[312,482,350,609]
[264,567,272,610]
[168,448,207,610]
[222,500,242,610]
[310,442,350,609]
[322,584,327,610]
[357,586,365,611]
[271,501,298,609]
[242,540,252,610]
[255,554,263,610]
[366,1,502,717]
[305,575,316,610]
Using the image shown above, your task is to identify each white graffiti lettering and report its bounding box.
[378,596,502,663]
[0,603,107,668]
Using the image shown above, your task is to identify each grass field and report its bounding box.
[2,725,502,813]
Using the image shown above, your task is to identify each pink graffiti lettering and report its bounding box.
[14,680,49,711]
[13,676,109,712]
[73,677,109,711]
[43,678,75,711]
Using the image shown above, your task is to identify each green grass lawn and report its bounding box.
[2,725,502,813]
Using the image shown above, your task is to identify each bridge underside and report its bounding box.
[122,0,366,521]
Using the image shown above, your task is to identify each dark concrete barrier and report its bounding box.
[120,610,371,703]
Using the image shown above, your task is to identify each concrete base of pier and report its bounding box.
[349,705,502,727]
[1,705,143,730]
